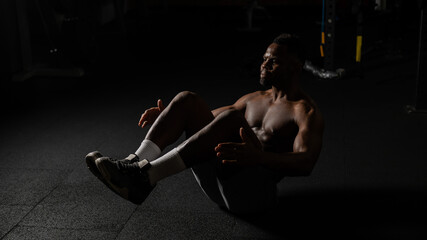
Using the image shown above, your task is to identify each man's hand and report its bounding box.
[215,127,262,166]
[138,99,165,128]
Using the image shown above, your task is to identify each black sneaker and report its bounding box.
[85,151,140,195]
[85,151,140,182]
[95,156,154,205]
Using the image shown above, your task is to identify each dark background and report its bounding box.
[1,1,426,239]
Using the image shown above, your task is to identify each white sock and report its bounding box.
[144,148,187,185]
[135,139,161,161]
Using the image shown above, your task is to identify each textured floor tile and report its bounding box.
[0,205,33,238]
[19,163,137,231]
[138,169,221,213]
[116,210,235,240]
[3,226,117,240]
[0,168,70,205]
[19,195,136,231]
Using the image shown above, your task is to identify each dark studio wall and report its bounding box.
[0,0,22,79]
[0,0,423,85]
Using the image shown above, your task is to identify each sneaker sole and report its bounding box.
[85,151,103,178]
[86,152,124,197]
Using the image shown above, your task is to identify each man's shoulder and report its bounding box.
[248,90,270,97]
[240,90,269,102]
[295,99,315,113]
[294,94,321,119]
[294,96,323,128]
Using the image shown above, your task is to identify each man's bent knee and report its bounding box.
[173,91,201,104]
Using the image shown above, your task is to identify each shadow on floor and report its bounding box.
[238,188,427,239]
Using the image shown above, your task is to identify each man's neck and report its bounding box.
[271,77,301,102]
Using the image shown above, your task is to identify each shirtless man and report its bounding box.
[86,33,324,214]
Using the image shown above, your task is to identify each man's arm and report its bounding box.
[259,107,324,176]
[211,92,259,117]
[217,106,324,177]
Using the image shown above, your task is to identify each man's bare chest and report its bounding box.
[245,100,299,151]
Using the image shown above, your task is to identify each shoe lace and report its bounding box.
[116,161,141,173]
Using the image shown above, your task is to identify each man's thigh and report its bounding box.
[192,159,278,214]
[218,166,278,214]
[191,159,226,207]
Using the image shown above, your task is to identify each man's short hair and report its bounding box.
[273,33,306,64]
